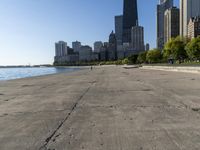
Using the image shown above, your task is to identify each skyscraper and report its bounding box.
[157,0,173,49]
[54,41,72,64]
[131,26,144,52]
[145,43,150,51]
[108,31,117,60]
[122,0,138,44]
[55,41,68,57]
[188,17,200,39]
[79,46,92,62]
[72,41,81,52]
[94,41,103,53]
[115,15,123,45]
[164,7,180,43]
[180,0,200,37]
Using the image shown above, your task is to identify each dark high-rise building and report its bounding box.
[122,0,138,43]
[108,31,117,60]
[131,25,144,52]
[115,15,123,45]
[164,7,180,44]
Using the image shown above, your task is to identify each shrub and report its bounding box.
[127,54,138,64]
[163,36,188,61]
[146,49,162,63]
[122,58,130,64]
[137,51,147,63]
[186,36,200,60]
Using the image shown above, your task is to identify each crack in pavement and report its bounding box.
[1,97,17,102]
[39,83,94,150]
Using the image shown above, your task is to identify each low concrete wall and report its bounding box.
[142,66,200,74]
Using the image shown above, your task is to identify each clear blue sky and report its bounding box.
[0,0,179,65]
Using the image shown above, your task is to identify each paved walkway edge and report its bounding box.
[141,66,200,74]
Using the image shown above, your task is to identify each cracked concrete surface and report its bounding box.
[1,66,200,150]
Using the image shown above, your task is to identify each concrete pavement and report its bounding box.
[1,66,200,149]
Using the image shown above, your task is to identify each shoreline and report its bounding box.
[0,66,89,82]
[1,64,200,82]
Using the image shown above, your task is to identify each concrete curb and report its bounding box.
[141,66,200,74]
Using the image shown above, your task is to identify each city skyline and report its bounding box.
[0,0,179,65]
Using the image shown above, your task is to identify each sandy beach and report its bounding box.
[1,66,200,150]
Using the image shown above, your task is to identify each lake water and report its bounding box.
[0,67,81,81]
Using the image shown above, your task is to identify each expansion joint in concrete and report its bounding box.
[39,82,94,150]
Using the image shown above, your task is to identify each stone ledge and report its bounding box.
[141,66,200,74]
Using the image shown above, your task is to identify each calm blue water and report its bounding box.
[0,67,80,81]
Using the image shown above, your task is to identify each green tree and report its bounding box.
[137,51,147,63]
[146,49,162,63]
[163,36,188,61]
[122,58,130,64]
[127,54,138,64]
[186,36,200,60]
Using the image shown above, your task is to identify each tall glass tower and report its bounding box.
[122,0,138,43]
[157,0,173,49]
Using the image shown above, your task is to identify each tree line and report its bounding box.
[135,36,200,64]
